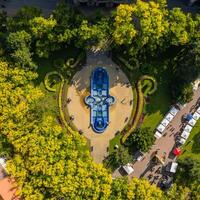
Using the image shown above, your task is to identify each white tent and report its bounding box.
[169,106,179,116]
[184,125,193,133]
[0,157,6,169]
[181,131,190,140]
[170,162,178,173]
[165,113,174,122]
[179,137,186,145]
[161,118,170,127]
[197,107,200,114]
[154,131,162,139]
[157,124,166,133]
[193,112,200,121]
[122,163,134,175]
[188,118,197,127]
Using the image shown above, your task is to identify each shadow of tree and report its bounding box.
[191,131,200,153]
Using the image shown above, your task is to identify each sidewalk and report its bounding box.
[113,87,200,179]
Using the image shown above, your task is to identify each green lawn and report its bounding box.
[33,47,80,120]
[141,81,171,131]
[109,133,122,153]
[179,119,200,161]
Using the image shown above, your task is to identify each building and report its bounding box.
[73,0,134,7]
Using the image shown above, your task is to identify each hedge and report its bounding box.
[121,80,144,143]
[44,72,64,92]
[140,75,157,96]
[121,75,157,143]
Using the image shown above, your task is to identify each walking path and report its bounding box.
[66,51,133,163]
[113,87,200,179]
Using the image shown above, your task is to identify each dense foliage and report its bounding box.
[0,1,199,199]
[125,128,155,153]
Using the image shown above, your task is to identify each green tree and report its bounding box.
[7,6,41,32]
[126,128,155,153]
[133,0,169,52]
[29,16,57,58]
[110,177,129,200]
[77,17,110,49]
[7,31,36,69]
[113,4,136,45]
[165,184,191,200]
[105,146,132,170]
[168,8,196,45]
[177,83,193,104]
[127,178,163,200]
[176,157,200,186]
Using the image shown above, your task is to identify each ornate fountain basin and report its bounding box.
[85,67,115,133]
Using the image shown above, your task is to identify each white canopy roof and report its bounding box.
[170,162,178,173]
[188,118,197,127]
[193,112,200,121]
[157,124,166,133]
[154,131,162,139]
[0,157,6,169]
[122,164,134,175]
[184,125,193,133]
[165,113,174,122]
[161,118,170,127]
[181,131,190,140]
[197,107,200,114]
[179,137,186,145]
[169,106,179,116]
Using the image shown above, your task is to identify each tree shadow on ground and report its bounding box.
[33,46,81,86]
[191,132,200,153]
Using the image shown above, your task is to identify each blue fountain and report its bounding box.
[85,67,115,133]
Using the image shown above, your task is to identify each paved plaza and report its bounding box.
[66,52,133,163]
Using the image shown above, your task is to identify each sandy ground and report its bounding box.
[66,52,133,163]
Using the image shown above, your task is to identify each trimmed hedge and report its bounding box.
[140,75,157,96]
[122,80,144,143]
[121,75,157,143]
[44,72,63,92]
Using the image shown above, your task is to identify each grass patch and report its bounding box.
[141,81,171,131]
[179,119,200,161]
[109,133,122,153]
[33,46,81,121]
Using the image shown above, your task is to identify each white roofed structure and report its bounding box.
[170,162,178,173]
[184,125,193,133]
[154,131,162,139]
[193,112,200,121]
[165,113,174,122]
[0,158,6,169]
[122,163,134,175]
[169,106,179,116]
[157,124,166,133]
[161,118,170,127]
[181,131,190,140]
[188,118,197,127]
[179,137,186,145]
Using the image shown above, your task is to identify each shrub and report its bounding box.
[44,71,63,92]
